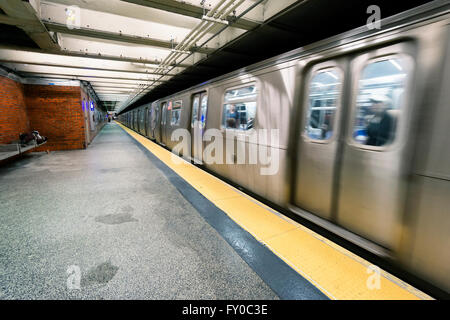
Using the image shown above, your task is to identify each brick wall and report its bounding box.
[25,84,86,151]
[0,76,101,152]
[0,76,30,144]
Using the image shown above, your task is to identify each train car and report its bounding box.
[119,2,450,294]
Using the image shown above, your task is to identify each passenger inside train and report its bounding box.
[226,104,239,128]
[365,94,395,146]
[306,69,340,140]
[223,84,257,130]
[353,57,406,146]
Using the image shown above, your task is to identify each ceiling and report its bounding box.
[0,0,435,113]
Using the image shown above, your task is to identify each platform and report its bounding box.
[0,123,282,299]
[0,123,432,300]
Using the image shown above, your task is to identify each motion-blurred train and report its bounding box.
[119,2,450,294]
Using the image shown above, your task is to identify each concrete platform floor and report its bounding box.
[0,123,278,299]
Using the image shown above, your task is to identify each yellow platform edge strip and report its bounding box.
[117,122,433,300]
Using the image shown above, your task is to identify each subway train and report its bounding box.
[119,2,450,294]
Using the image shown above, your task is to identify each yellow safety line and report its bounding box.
[117,122,433,300]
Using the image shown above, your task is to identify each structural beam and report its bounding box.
[3,63,173,79]
[22,75,165,85]
[0,13,30,25]
[121,0,260,30]
[91,85,144,90]
[0,59,176,76]
[0,45,191,68]
[19,72,167,82]
[96,95,129,102]
[95,91,135,94]
[44,21,214,54]
[0,0,60,50]
[87,79,162,85]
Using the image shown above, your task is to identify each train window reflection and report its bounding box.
[161,102,167,125]
[170,100,182,126]
[151,105,159,130]
[200,95,208,129]
[222,84,257,130]
[305,68,342,140]
[191,96,199,128]
[353,57,408,147]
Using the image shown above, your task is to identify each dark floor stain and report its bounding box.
[81,262,119,287]
[100,168,123,173]
[120,205,134,214]
[95,212,138,225]
[95,205,137,225]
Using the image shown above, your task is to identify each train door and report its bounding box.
[294,59,347,220]
[191,92,208,163]
[337,43,416,249]
[140,108,145,135]
[137,109,141,133]
[294,43,416,250]
[141,108,146,135]
[144,106,150,136]
[160,101,168,145]
[150,103,159,140]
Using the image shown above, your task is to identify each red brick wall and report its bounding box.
[25,84,86,151]
[0,76,30,144]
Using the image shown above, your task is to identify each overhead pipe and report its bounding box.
[155,0,230,72]
[169,0,245,63]
[161,0,237,68]
[120,0,245,110]
[186,0,247,55]
[118,0,259,112]
[161,0,245,70]
[118,0,233,108]
[155,0,242,72]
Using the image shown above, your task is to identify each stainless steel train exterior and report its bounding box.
[119,2,450,293]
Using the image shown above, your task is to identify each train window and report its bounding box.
[171,100,182,126]
[305,68,342,141]
[152,105,159,128]
[161,102,167,125]
[191,95,199,128]
[352,57,409,147]
[222,84,257,130]
[200,95,208,129]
